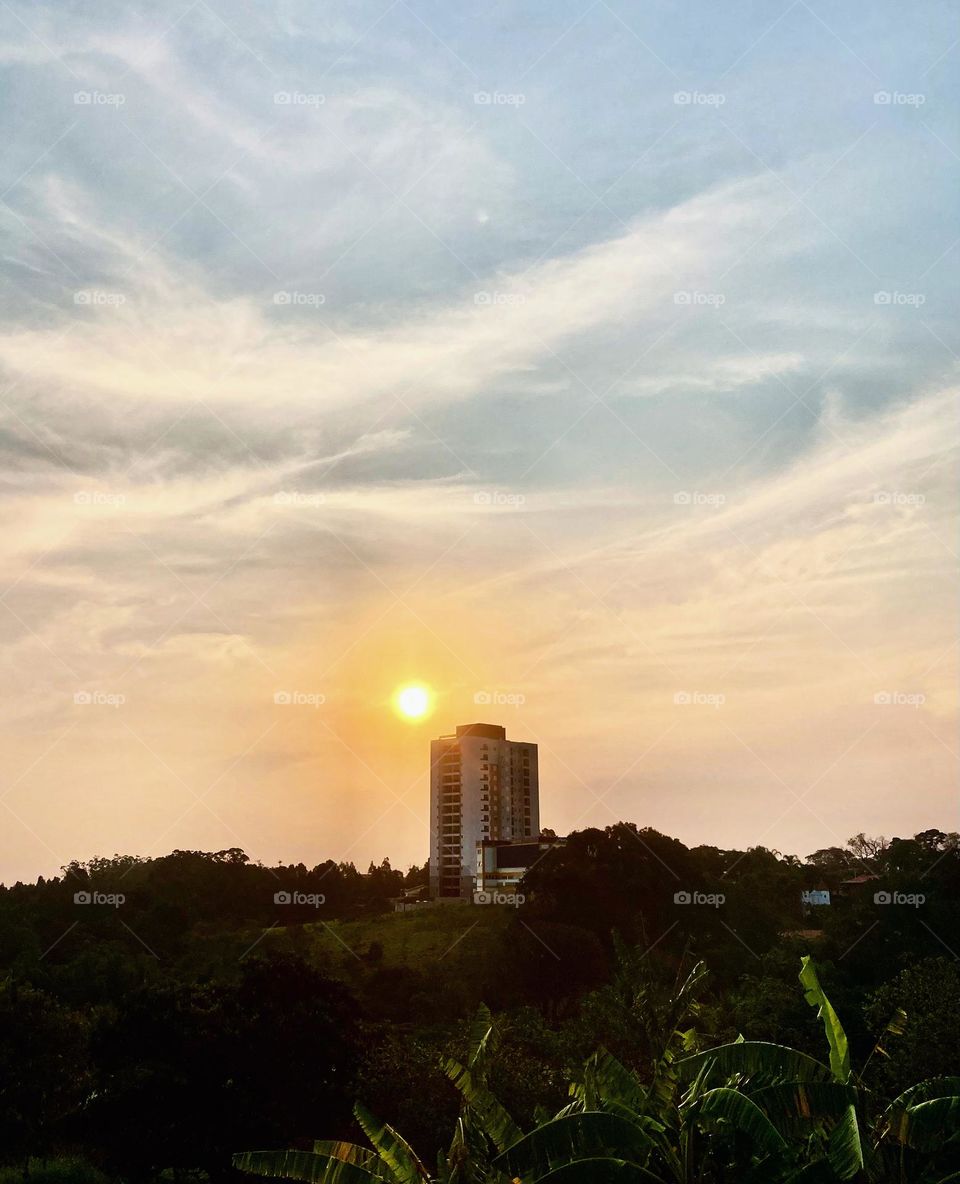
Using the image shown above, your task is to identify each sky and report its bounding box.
[0,0,957,885]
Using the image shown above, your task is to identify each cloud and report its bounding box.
[0,172,796,420]
[0,0,956,881]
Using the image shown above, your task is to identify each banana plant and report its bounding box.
[235,958,960,1184]
[675,957,960,1182]
[233,1105,430,1184]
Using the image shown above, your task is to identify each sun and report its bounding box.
[393,683,433,722]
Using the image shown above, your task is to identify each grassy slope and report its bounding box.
[270,904,514,978]
[317,905,511,960]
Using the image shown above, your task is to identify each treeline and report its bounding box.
[0,826,957,1182]
[1,848,425,979]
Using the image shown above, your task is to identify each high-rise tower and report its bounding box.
[429,722,539,899]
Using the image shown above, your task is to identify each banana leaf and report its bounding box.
[826,1103,863,1181]
[747,1081,859,1130]
[493,1111,659,1181]
[677,1041,831,1085]
[799,957,850,1084]
[532,1157,668,1183]
[354,1103,429,1183]
[442,1057,523,1152]
[684,1086,787,1154]
[892,1096,960,1152]
[233,1150,386,1184]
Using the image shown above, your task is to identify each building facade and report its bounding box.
[429,722,539,899]
[475,836,562,902]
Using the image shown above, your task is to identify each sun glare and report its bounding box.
[394,683,433,721]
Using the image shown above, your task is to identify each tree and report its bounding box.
[0,980,90,1177]
[88,952,359,1180]
[865,958,960,1096]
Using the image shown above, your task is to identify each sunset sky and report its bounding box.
[0,0,957,885]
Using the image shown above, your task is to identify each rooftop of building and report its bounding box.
[456,722,507,739]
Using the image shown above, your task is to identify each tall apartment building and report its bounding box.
[429,723,539,899]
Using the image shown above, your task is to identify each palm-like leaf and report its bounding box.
[531,1157,668,1182]
[826,1103,863,1181]
[888,1096,960,1152]
[882,1076,960,1122]
[442,1057,523,1152]
[438,1115,489,1184]
[747,1081,859,1129]
[232,1150,386,1184]
[312,1143,388,1173]
[465,1003,501,1082]
[677,1041,831,1086]
[354,1103,429,1184]
[585,1049,648,1113]
[683,1086,787,1154]
[799,957,850,1084]
[493,1112,660,1182]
